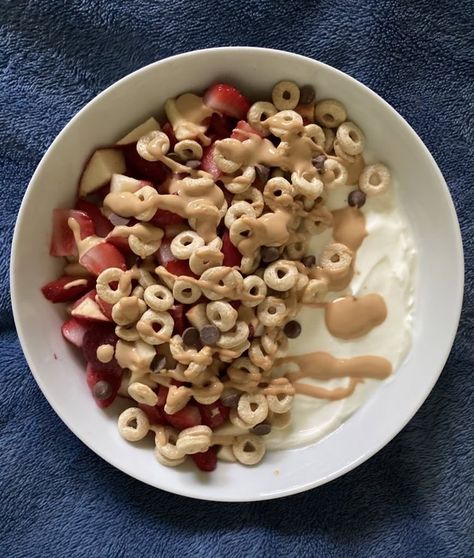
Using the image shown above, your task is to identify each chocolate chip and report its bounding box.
[150,354,166,373]
[312,154,326,172]
[185,159,201,169]
[261,246,280,263]
[200,324,220,346]
[250,423,272,436]
[302,255,316,268]
[283,320,302,339]
[255,164,270,184]
[221,392,240,408]
[348,190,367,208]
[299,84,316,105]
[182,326,201,348]
[92,380,112,400]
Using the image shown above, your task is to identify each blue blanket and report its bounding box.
[1,1,472,556]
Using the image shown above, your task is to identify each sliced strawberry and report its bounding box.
[82,323,120,371]
[50,209,94,257]
[79,242,126,276]
[86,363,121,408]
[169,304,187,335]
[41,275,93,303]
[198,401,229,429]
[155,237,174,267]
[203,83,250,120]
[150,208,186,227]
[122,142,169,183]
[200,144,222,180]
[192,447,217,472]
[139,403,166,425]
[71,290,110,323]
[231,120,261,141]
[222,229,241,267]
[107,234,131,254]
[163,404,201,430]
[156,386,169,407]
[166,260,194,278]
[207,113,235,140]
[61,317,90,348]
[75,199,114,237]
[162,122,177,150]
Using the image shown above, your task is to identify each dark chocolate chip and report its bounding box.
[261,246,280,263]
[185,159,201,169]
[348,190,367,208]
[255,164,270,184]
[92,380,112,400]
[200,324,220,346]
[250,423,272,436]
[283,320,302,339]
[302,255,316,268]
[182,326,201,348]
[312,154,327,172]
[150,354,166,373]
[221,392,240,408]
[299,84,316,105]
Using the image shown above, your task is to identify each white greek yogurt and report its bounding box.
[266,182,416,450]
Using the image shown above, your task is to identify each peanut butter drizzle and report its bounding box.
[339,155,365,186]
[165,93,213,145]
[281,351,392,383]
[332,206,366,251]
[103,173,224,242]
[292,378,361,400]
[325,294,388,340]
[237,209,293,257]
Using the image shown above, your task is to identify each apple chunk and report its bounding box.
[116,117,160,145]
[71,296,109,322]
[110,173,143,194]
[79,148,126,197]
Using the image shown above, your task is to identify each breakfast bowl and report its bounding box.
[11,47,463,501]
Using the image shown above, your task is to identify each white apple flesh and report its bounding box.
[109,173,142,194]
[79,148,126,197]
[71,297,109,322]
[116,117,160,145]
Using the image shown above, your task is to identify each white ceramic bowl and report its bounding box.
[11,47,463,501]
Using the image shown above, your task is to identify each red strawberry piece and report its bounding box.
[203,83,250,120]
[86,363,121,408]
[106,234,131,254]
[162,122,177,150]
[198,401,230,429]
[50,209,94,257]
[41,275,93,303]
[122,142,169,184]
[208,113,235,140]
[222,229,241,267]
[82,323,120,371]
[169,304,187,335]
[75,199,114,237]
[165,259,195,278]
[229,300,241,311]
[155,386,169,407]
[192,447,217,472]
[163,404,201,430]
[79,242,126,276]
[139,403,166,425]
[61,317,90,348]
[150,208,186,227]
[200,144,222,180]
[231,120,261,141]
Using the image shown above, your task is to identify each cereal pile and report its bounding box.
[42,80,391,472]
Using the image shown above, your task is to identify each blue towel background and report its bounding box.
[1,1,472,556]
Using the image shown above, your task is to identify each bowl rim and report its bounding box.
[10,46,464,501]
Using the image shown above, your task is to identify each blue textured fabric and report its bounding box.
[1,1,473,556]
